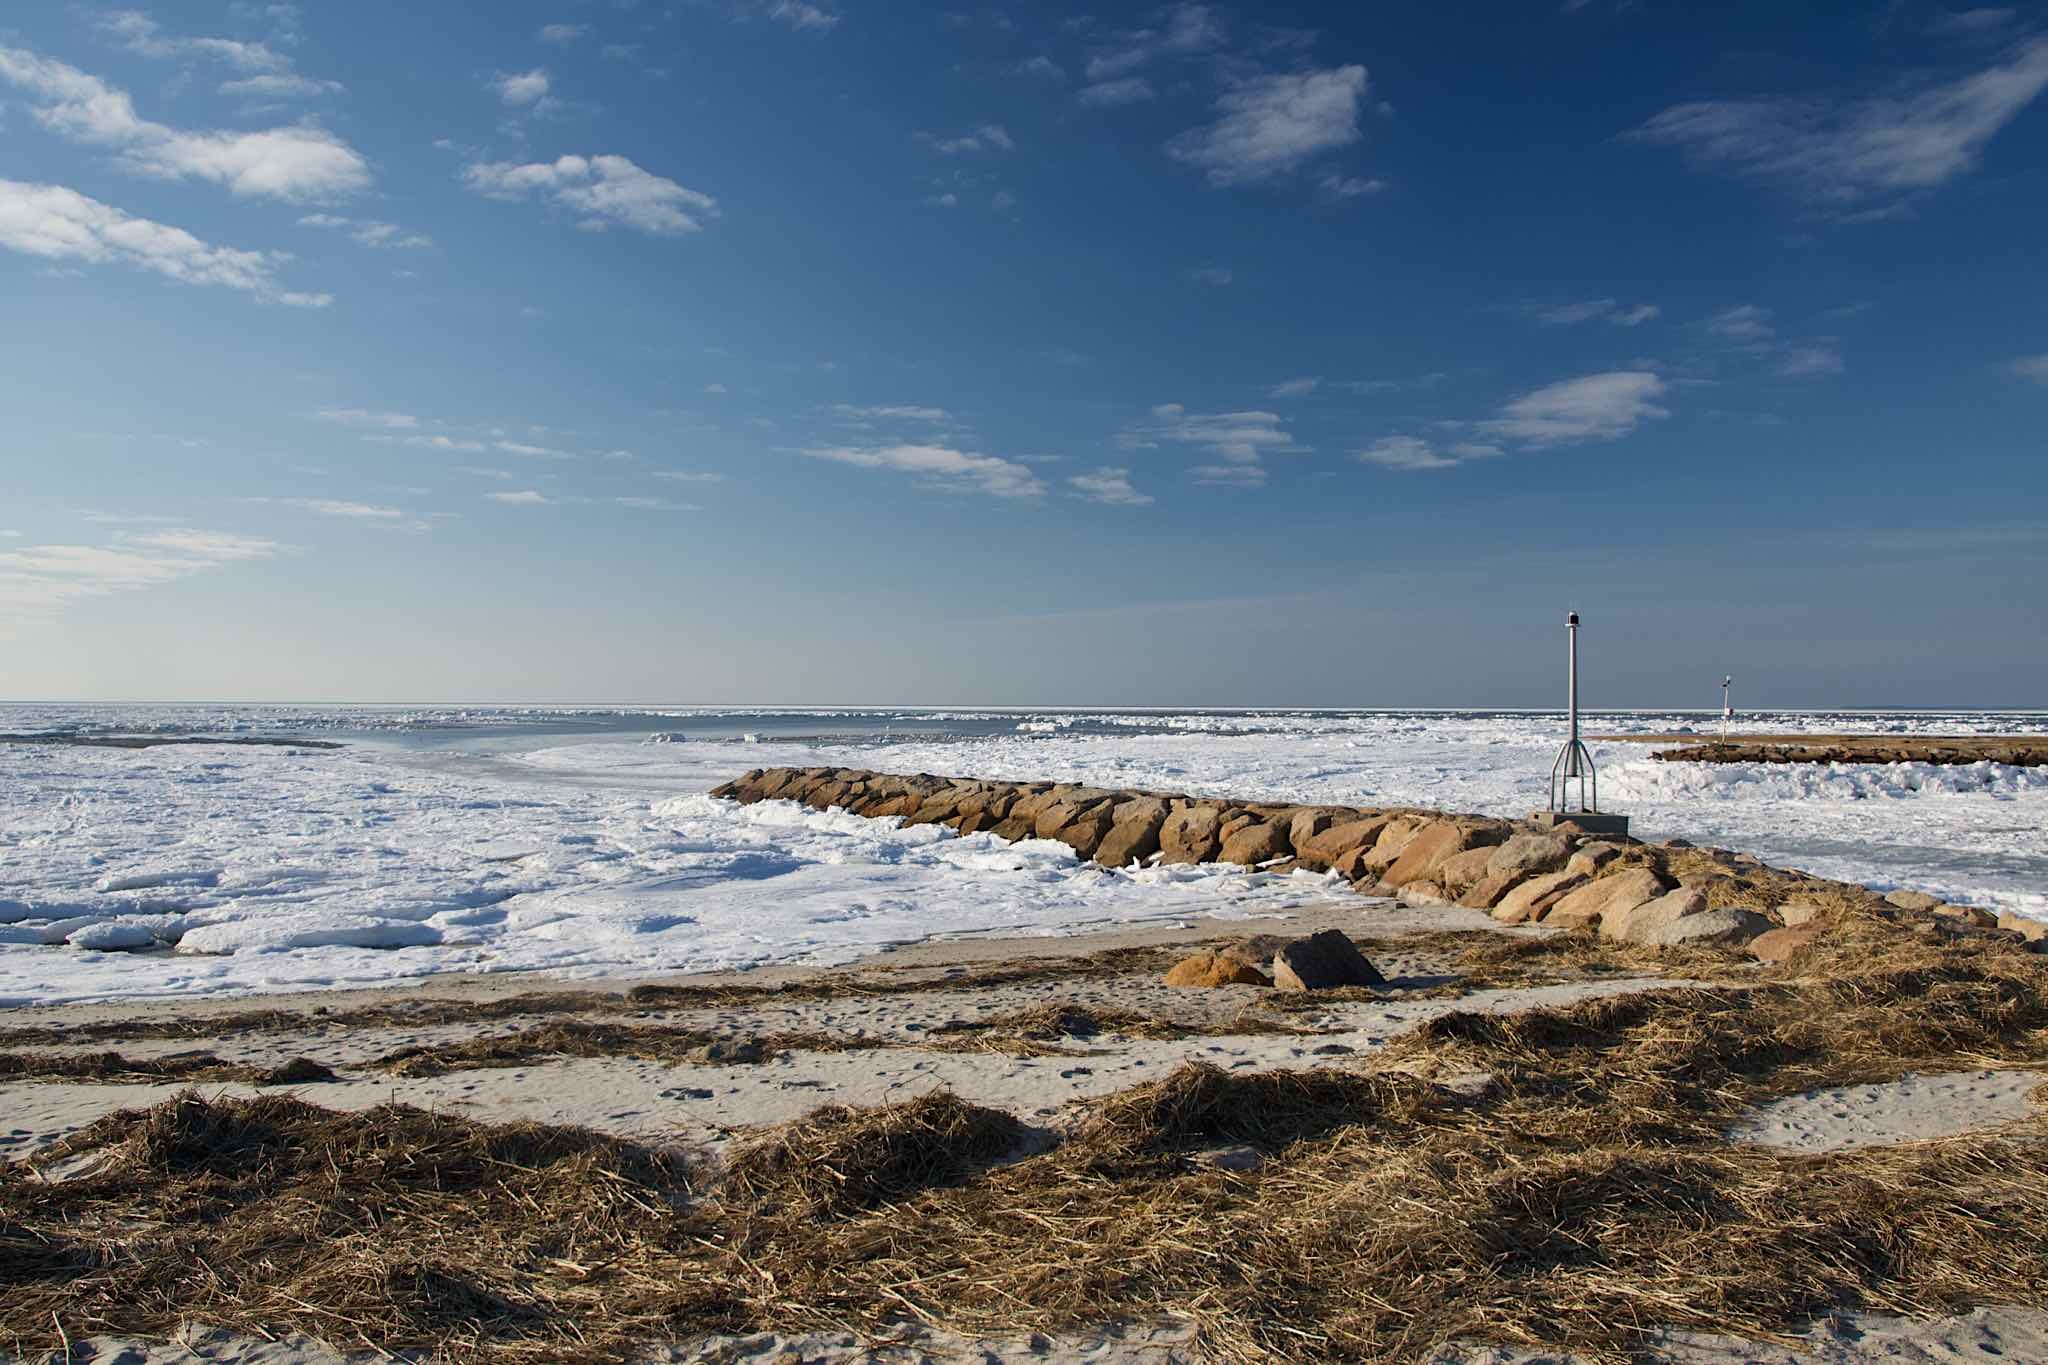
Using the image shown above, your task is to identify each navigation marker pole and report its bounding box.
[1533,611,1629,836]
[1721,675,1734,739]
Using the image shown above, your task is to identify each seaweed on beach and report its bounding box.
[923,1001,1324,1056]
[0,1050,337,1086]
[368,1020,890,1077]
[723,1091,1034,1219]
[9,925,2048,1363]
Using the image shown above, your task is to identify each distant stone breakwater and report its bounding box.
[1637,736,2048,767]
[711,767,2044,955]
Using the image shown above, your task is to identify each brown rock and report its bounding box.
[1094,798,1169,867]
[1749,926,1822,962]
[1051,808,1116,859]
[1288,807,1344,852]
[1361,816,1428,875]
[1159,805,1226,864]
[1884,888,1943,913]
[1564,842,1622,878]
[1602,886,1707,943]
[1383,822,1500,889]
[1163,950,1272,988]
[1544,865,1673,931]
[1488,832,1572,881]
[1935,903,1999,928]
[1641,908,1772,949]
[1295,815,1395,872]
[1399,881,1455,906]
[1435,845,1500,894]
[1998,912,2048,943]
[1777,902,1828,928]
[1219,821,1290,867]
[1272,930,1386,991]
[1492,869,1588,923]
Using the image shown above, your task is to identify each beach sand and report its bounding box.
[7,898,2046,1363]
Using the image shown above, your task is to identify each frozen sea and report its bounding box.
[2,704,2044,1005]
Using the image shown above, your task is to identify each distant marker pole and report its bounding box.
[1722,675,1734,739]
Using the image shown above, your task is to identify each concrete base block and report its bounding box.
[1529,810,1631,837]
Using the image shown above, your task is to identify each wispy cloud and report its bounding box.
[244,497,404,519]
[1777,342,1845,378]
[654,470,728,483]
[1167,65,1369,186]
[1085,4,1226,81]
[1017,55,1066,81]
[831,404,952,423]
[538,24,588,44]
[492,68,552,106]
[1078,77,1155,107]
[2003,354,2048,384]
[1480,371,1669,447]
[487,489,550,505]
[0,529,287,628]
[1705,304,1776,343]
[1536,298,1660,326]
[800,443,1045,498]
[0,180,331,306]
[1632,39,2048,209]
[1320,174,1385,197]
[463,155,718,235]
[317,408,418,429]
[918,124,1014,155]
[1339,373,1447,395]
[1123,405,1296,483]
[298,214,431,249]
[1068,466,1153,506]
[1191,266,1233,285]
[1269,377,1320,397]
[0,46,370,203]
[734,0,840,32]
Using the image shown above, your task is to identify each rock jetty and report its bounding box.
[710,766,2032,955]
[1642,736,2048,767]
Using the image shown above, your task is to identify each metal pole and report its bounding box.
[1567,612,1580,753]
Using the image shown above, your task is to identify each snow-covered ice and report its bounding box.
[1,705,2042,1005]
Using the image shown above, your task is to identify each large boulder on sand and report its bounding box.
[1219,821,1290,867]
[1159,805,1226,864]
[1163,949,1272,988]
[1272,930,1386,991]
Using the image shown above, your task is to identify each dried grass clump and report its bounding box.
[925,1003,1320,1056]
[4,1092,725,1361]
[0,1050,338,1087]
[723,1091,1032,1219]
[1072,1061,1428,1167]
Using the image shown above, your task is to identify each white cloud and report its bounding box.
[1340,373,1447,394]
[1706,303,1776,342]
[1270,377,1320,397]
[1778,343,1845,378]
[462,154,718,235]
[317,407,417,429]
[369,434,488,453]
[1538,298,1662,326]
[1078,77,1155,107]
[920,124,1014,155]
[611,496,699,511]
[100,11,283,72]
[2006,354,2048,384]
[1018,56,1066,81]
[1192,266,1233,285]
[832,404,951,422]
[256,498,403,519]
[0,529,286,628]
[1068,466,1153,506]
[1191,464,1266,487]
[800,443,1045,498]
[539,24,588,43]
[487,489,550,505]
[494,440,577,459]
[219,73,344,98]
[756,0,840,31]
[1357,435,1457,470]
[1320,174,1385,197]
[298,214,431,249]
[703,382,728,394]
[493,68,552,106]
[926,192,959,208]
[1127,404,1295,471]
[654,470,727,483]
[1481,371,1670,447]
[0,46,370,203]
[1167,65,1369,186]
[1633,39,2048,207]
[991,189,1016,211]
[0,180,330,306]
[454,466,518,480]
[1085,4,1226,81]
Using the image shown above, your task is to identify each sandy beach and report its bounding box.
[10,872,2048,1363]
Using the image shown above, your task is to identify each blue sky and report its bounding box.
[2,1,2045,707]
